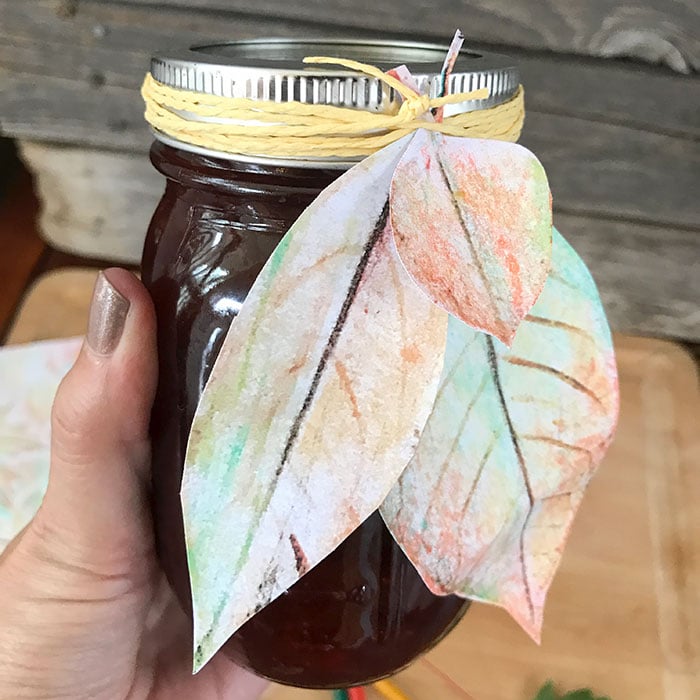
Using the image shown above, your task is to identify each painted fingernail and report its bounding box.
[86,271,130,355]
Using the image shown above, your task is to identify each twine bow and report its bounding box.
[141,55,525,159]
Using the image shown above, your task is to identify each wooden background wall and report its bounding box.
[0,0,698,340]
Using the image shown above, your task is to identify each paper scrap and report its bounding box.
[0,337,82,550]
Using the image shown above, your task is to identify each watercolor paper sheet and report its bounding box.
[0,337,82,551]
[391,131,551,345]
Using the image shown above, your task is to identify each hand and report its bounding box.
[0,269,268,700]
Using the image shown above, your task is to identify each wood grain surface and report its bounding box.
[260,336,700,700]
[4,79,698,231]
[4,269,98,345]
[117,0,700,71]
[2,2,697,137]
[6,271,700,699]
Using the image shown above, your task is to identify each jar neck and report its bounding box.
[149,140,344,198]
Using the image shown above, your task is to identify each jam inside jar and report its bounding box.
[141,141,469,688]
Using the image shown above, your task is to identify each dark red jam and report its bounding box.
[141,141,469,688]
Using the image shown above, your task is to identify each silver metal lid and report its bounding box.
[149,38,520,165]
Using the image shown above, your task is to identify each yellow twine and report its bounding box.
[141,55,525,159]
[372,679,412,700]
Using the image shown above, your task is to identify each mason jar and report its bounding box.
[141,38,519,688]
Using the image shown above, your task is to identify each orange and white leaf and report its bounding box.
[390,130,552,345]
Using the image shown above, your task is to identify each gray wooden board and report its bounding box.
[522,111,699,229]
[1,1,699,229]
[3,1,699,339]
[3,73,698,231]
[116,0,700,72]
[17,141,700,341]
[2,0,698,142]
[1,2,698,137]
[555,213,700,341]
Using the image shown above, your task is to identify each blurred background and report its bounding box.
[0,0,698,344]
[0,3,698,700]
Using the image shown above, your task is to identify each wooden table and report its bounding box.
[7,269,700,700]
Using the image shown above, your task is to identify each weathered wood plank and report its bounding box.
[17,142,700,341]
[0,1,338,87]
[522,111,699,229]
[555,213,700,341]
[515,56,699,139]
[1,2,698,137]
[4,0,699,339]
[2,1,699,228]
[118,0,700,71]
[1,75,143,150]
[4,74,698,230]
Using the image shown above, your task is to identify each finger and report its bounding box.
[143,587,269,699]
[37,268,158,565]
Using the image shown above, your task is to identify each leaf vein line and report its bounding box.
[519,510,535,621]
[426,372,490,524]
[525,314,595,344]
[276,198,390,477]
[433,136,502,320]
[206,198,391,641]
[487,340,534,502]
[521,434,593,457]
[459,429,502,523]
[542,490,575,502]
[486,336,535,619]
[504,356,605,407]
[433,332,480,404]
[548,270,578,292]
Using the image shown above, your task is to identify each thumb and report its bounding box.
[35,268,158,569]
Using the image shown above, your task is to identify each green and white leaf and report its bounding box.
[381,229,619,642]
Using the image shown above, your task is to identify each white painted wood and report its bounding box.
[19,141,162,264]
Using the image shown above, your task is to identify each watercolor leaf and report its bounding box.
[381,228,618,642]
[182,134,449,671]
[390,130,552,345]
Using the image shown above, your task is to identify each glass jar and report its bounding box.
[141,39,519,689]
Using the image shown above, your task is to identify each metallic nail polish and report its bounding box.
[86,271,130,355]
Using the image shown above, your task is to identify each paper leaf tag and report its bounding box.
[182,134,449,670]
[390,130,552,345]
[380,228,618,641]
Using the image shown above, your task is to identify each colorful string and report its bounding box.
[333,680,409,699]
[373,679,412,700]
[333,688,368,700]
[347,688,368,700]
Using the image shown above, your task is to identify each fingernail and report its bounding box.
[87,271,130,355]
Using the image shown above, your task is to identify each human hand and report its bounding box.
[0,270,268,699]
